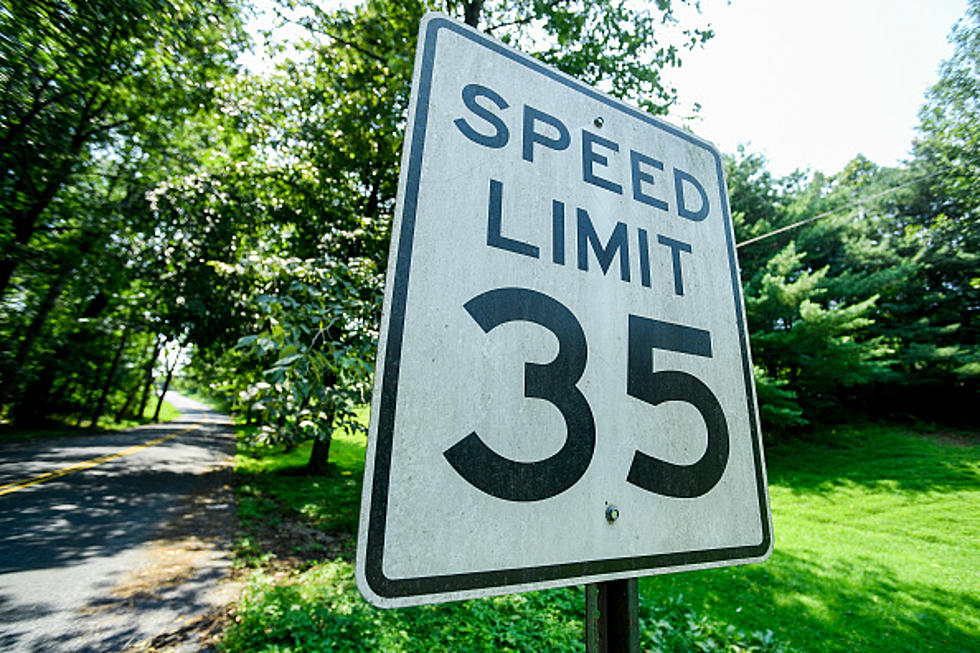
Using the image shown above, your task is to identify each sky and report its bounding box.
[660,0,968,176]
[243,0,969,178]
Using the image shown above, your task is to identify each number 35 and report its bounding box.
[443,287,729,502]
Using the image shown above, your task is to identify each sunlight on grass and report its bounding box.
[644,424,979,652]
[230,415,978,651]
[228,405,786,651]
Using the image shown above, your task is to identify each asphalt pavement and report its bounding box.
[0,393,237,652]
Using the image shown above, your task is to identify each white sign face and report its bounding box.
[356,13,772,609]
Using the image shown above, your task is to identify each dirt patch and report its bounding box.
[246,514,355,572]
[103,536,222,604]
[125,603,237,652]
[917,430,978,448]
[115,467,356,650]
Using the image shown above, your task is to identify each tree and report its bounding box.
[444,0,713,114]
[729,117,978,430]
[0,0,247,424]
[213,256,379,472]
[199,0,716,470]
[728,150,896,432]
[900,0,980,420]
[0,0,245,298]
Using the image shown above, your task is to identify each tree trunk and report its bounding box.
[153,355,177,422]
[463,0,483,27]
[115,386,137,422]
[0,158,82,301]
[0,79,113,302]
[9,291,112,424]
[10,362,57,426]
[12,231,97,371]
[115,335,152,420]
[137,336,162,418]
[2,239,89,408]
[307,411,335,475]
[13,269,69,369]
[89,327,129,431]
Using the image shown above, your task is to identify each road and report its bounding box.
[0,393,237,652]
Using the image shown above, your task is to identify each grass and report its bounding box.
[235,406,369,547]
[224,418,978,652]
[224,562,784,652]
[226,407,784,652]
[0,398,180,443]
[644,424,979,652]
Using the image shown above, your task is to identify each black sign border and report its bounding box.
[363,13,771,602]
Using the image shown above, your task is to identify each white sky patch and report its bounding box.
[237,1,317,73]
[662,0,967,176]
[239,0,968,177]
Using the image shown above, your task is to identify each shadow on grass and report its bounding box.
[650,548,980,652]
[237,437,365,536]
[765,424,980,495]
[233,434,368,573]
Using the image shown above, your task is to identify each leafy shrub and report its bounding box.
[222,561,788,652]
[639,595,786,652]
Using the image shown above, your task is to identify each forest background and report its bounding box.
[1,0,977,472]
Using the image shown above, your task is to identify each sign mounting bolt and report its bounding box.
[594,116,604,128]
[605,505,620,523]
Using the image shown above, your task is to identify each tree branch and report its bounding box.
[317,29,387,64]
[485,15,535,35]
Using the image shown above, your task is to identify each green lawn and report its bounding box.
[234,407,369,546]
[226,420,979,652]
[646,425,979,652]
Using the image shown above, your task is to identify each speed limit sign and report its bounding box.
[356,13,772,609]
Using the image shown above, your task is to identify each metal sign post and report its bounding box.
[356,12,771,611]
[586,579,639,653]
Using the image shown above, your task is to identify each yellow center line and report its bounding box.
[0,424,203,497]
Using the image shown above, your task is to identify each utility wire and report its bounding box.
[735,169,946,249]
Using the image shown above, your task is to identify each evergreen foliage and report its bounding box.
[730,0,978,430]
